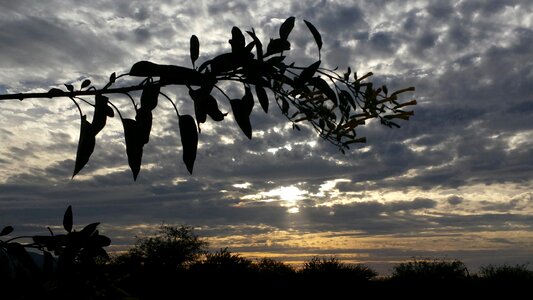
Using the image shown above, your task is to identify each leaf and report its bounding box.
[140,84,159,112]
[265,38,290,56]
[73,115,96,177]
[304,20,322,52]
[309,77,337,106]
[122,118,143,180]
[0,226,14,236]
[80,222,100,237]
[135,109,153,145]
[47,88,64,97]
[246,29,263,60]
[81,79,91,90]
[92,94,109,135]
[63,206,73,233]
[179,115,198,174]
[109,72,116,83]
[296,60,321,86]
[255,85,269,113]
[129,61,206,86]
[189,88,225,122]
[190,35,200,67]
[64,84,74,92]
[230,98,253,139]
[279,16,295,40]
[229,26,245,54]
[340,90,357,110]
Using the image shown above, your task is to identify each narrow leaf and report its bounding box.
[190,35,200,67]
[0,226,14,236]
[304,20,323,52]
[179,115,198,174]
[340,90,357,110]
[129,61,206,86]
[255,85,269,113]
[73,115,96,177]
[135,109,153,145]
[230,99,252,139]
[80,222,100,237]
[229,26,245,54]
[63,206,73,233]
[140,84,159,112]
[109,72,116,83]
[296,60,321,86]
[265,38,290,56]
[92,94,109,135]
[246,29,263,60]
[81,79,91,90]
[122,118,143,180]
[309,77,337,106]
[279,16,295,40]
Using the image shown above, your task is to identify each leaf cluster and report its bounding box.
[3,17,416,180]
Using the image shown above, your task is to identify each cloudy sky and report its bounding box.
[1,0,532,273]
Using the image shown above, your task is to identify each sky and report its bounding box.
[0,0,532,274]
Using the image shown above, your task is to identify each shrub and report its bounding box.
[301,256,377,282]
[479,263,533,281]
[392,258,469,281]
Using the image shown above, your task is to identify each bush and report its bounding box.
[479,263,533,281]
[301,256,377,282]
[392,258,469,281]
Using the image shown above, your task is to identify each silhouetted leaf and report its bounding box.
[265,38,290,56]
[73,115,96,177]
[296,60,321,86]
[179,115,198,174]
[340,90,356,110]
[80,222,99,237]
[63,206,73,233]
[230,98,252,139]
[230,26,245,54]
[140,84,159,112]
[109,72,116,83]
[81,79,91,90]
[246,29,263,60]
[122,118,143,180]
[47,88,64,97]
[0,226,14,236]
[255,85,269,113]
[309,77,337,106]
[135,109,153,145]
[65,84,74,92]
[189,88,225,122]
[279,16,295,40]
[190,35,200,67]
[92,94,109,135]
[304,20,322,52]
[130,61,206,86]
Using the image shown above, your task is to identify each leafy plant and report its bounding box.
[392,258,469,281]
[0,17,416,180]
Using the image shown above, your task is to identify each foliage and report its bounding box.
[0,17,416,180]
[479,263,533,281]
[0,206,114,299]
[118,225,207,270]
[391,258,469,281]
[302,256,377,282]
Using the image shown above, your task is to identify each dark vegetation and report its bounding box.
[2,207,532,299]
[0,17,416,180]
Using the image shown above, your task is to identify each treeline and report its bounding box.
[2,217,533,299]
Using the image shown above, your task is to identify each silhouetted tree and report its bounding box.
[391,258,469,281]
[0,17,416,180]
[115,225,207,270]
